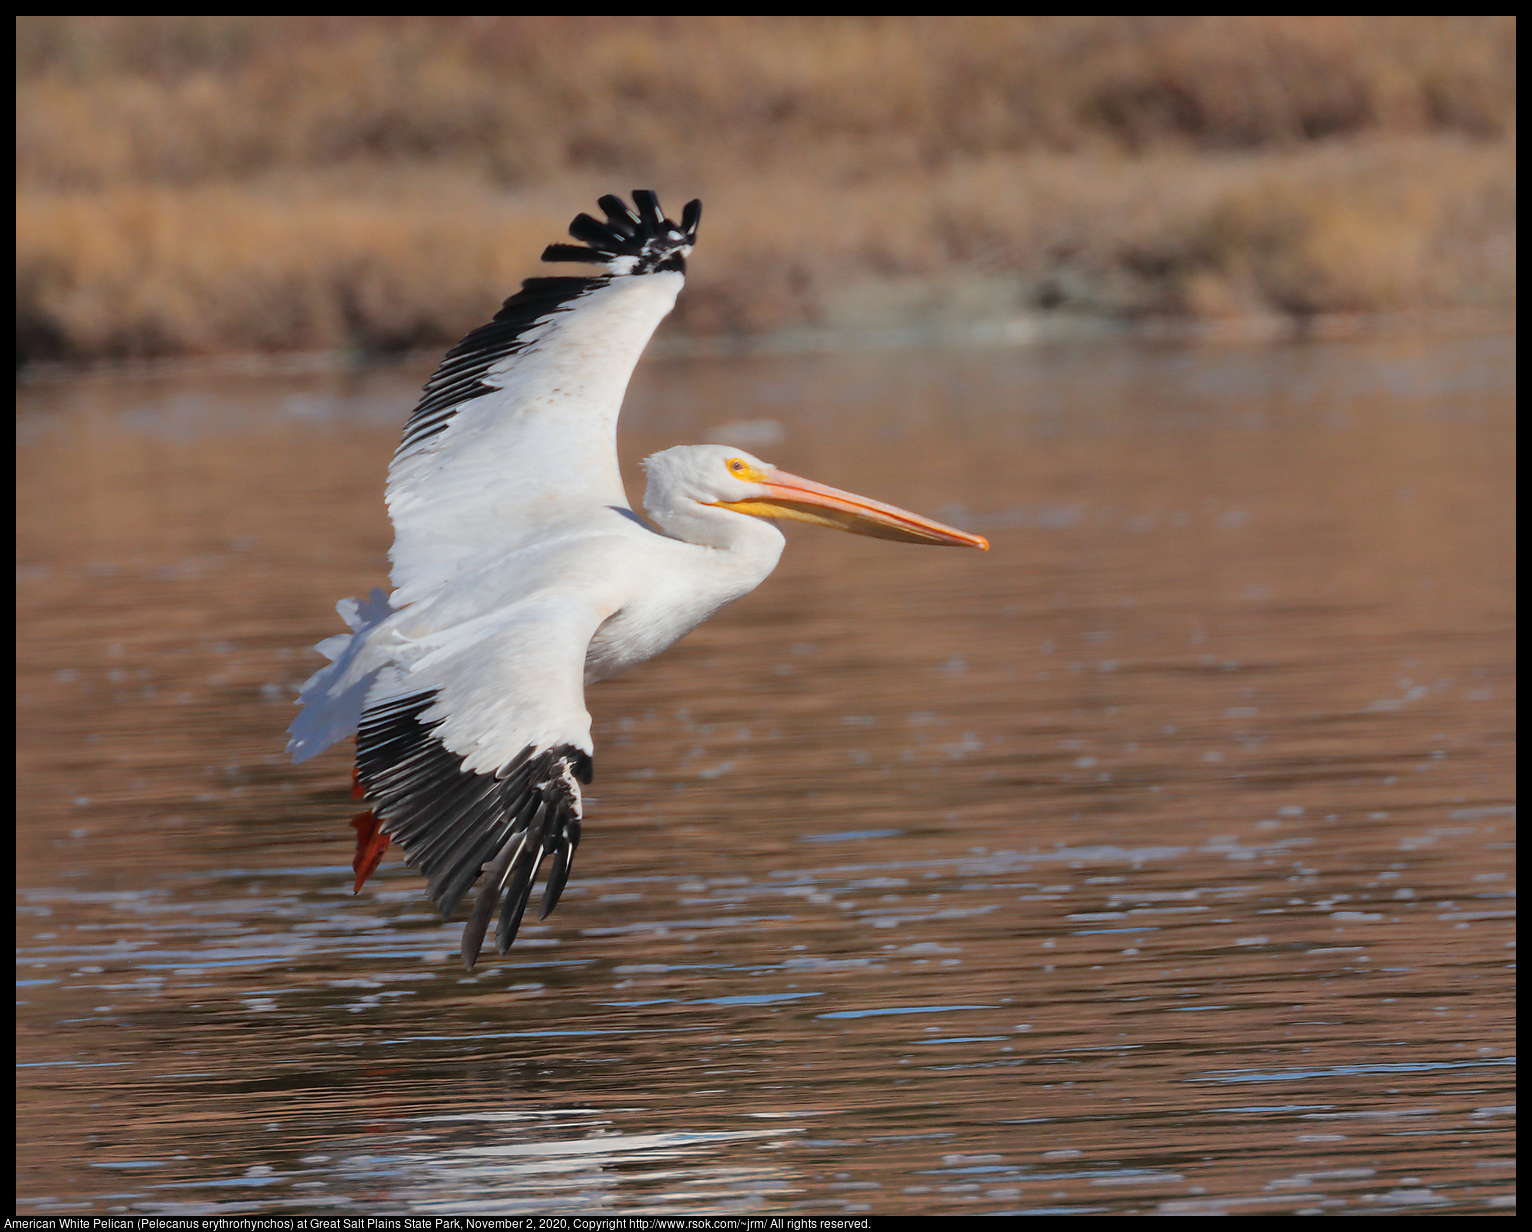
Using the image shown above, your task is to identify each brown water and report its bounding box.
[17,332,1515,1216]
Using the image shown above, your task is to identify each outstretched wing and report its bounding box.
[353,587,615,970]
[295,192,700,968]
[386,190,701,605]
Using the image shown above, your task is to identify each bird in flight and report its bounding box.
[288,190,987,969]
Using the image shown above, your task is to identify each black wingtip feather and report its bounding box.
[493,807,546,956]
[540,189,700,274]
[568,212,625,250]
[631,189,662,227]
[461,831,521,971]
[538,243,609,265]
[598,194,640,235]
[540,831,578,920]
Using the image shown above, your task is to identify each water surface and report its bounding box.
[17,331,1515,1215]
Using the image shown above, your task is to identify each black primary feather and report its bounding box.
[568,211,628,251]
[541,188,701,275]
[597,193,640,235]
[355,691,592,970]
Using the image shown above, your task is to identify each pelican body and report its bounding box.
[288,191,986,968]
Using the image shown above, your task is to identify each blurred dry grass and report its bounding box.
[16,16,1517,363]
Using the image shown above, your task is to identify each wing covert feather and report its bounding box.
[381,590,611,775]
[387,272,683,604]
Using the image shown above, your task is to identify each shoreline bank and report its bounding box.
[17,307,1513,388]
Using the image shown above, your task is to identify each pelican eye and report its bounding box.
[726,458,750,475]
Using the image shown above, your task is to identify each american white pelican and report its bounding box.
[288,191,987,969]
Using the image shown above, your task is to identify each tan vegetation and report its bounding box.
[16,16,1517,364]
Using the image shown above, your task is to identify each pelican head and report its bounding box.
[641,444,988,550]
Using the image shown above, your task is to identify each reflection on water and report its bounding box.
[17,332,1515,1215]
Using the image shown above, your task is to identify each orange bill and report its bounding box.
[715,466,989,549]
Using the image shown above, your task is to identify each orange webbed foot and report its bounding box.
[350,809,391,893]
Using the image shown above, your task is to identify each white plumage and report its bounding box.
[288,191,986,969]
